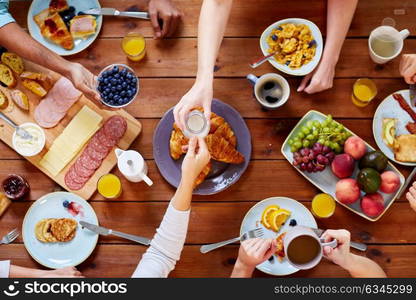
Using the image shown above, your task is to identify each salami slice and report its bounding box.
[74,159,95,178]
[77,153,101,170]
[64,169,85,191]
[67,166,89,184]
[86,143,108,161]
[89,133,109,154]
[103,115,127,141]
[97,128,117,148]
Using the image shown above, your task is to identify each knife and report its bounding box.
[82,8,150,20]
[80,221,151,246]
[409,84,416,107]
[309,227,367,252]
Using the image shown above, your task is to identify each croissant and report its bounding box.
[193,107,226,133]
[214,122,237,147]
[195,161,212,187]
[169,123,189,160]
[206,134,244,164]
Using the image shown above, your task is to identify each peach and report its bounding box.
[336,178,361,204]
[344,136,367,160]
[380,171,401,194]
[331,153,355,179]
[361,193,385,218]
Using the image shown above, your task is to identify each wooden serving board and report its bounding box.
[0,61,142,200]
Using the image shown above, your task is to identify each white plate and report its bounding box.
[240,197,317,276]
[22,192,98,269]
[27,0,103,56]
[260,18,323,76]
[373,89,416,166]
[281,110,405,222]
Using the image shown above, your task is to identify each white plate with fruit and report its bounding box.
[281,110,405,222]
[373,90,416,166]
[240,197,317,276]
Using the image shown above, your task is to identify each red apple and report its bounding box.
[331,153,355,179]
[336,178,361,204]
[380,171,400,194]
[361,193,385,218]
[344,136,367,160]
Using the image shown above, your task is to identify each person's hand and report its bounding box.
[399,54,416,84]
[297,60,336,94]
[181,137,211,183]
[67,62,100,102]
[173,81,213,130]
[234,238,276,277]
[148,0,182,39]
[322,229,353,269]
[39,267,84,278]
[406,181,416,212]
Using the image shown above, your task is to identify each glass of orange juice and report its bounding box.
[97,174,122,199]
[351,78,378,107]
[122,32,146,62]
[311,193,336,219]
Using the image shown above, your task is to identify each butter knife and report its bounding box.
[310,227,367,252]
[80,221,151,246]
[410,84,416,107]
[82,8,150,20]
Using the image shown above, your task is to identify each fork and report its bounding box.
[0,228,20,245]
[200,228,264,254]
[0,112,32,140]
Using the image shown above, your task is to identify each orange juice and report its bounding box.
[97,174,122,199]
[352,78,377,107]
[311,193,336,218]
[122,33,146,61]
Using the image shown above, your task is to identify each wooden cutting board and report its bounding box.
[0,61,142,199]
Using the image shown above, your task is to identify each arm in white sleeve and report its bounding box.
[132,204,190,278]
[0,260,10,278]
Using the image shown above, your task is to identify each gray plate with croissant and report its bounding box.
[153,99,252,195]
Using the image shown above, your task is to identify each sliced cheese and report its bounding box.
[39,106,102,176]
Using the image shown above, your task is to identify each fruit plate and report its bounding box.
[281,110,405,222]
[373,89,416,166]
[241,197,317,276]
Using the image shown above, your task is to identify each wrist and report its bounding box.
[195,70,213,86]
[339,253,356,271]
[232,259,255,278]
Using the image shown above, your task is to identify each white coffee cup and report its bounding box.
[115,148,153,186]
[246,73,290,110]
[283,226,337,270]
[368,26,410,64]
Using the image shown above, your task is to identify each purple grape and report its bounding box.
[308,152,315,160]
[306,162,314,172]
[322,145,331,154]
[315,164,325,172]
[293,160,299,166]
[300,148,310,157]
[312,143,323,153]
[300,163,307,171]
[302,156,309,163]
[325,152,335,161]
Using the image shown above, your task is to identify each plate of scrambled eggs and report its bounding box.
[260,18,323,76]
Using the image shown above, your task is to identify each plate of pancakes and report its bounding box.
[22,192,98,269]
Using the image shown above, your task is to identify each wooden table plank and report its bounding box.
[0,159,411,202]
[68,38,416,78]
[2,202,416,245]
[9,0,416,38]
[1,244,415,277]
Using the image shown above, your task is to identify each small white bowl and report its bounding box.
[260,18,323,76]
[12,122,46,157]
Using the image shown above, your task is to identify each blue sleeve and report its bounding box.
[0,0,15,28]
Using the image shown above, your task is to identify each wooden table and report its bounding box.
[1,0,416,277]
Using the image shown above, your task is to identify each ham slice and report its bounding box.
[34,77,82,128]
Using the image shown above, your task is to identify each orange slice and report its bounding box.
[261,205,279,229]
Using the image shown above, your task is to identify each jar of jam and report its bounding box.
[2,174,30,200]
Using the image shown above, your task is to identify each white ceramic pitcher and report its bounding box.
[115,148,153,186]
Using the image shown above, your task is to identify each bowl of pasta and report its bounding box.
[260,18,323,76]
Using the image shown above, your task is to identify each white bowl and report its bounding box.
[260,18,323,76]
[12,122,46,157]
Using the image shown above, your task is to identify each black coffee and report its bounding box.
[257,80,282,104]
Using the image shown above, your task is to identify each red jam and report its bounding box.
[2,175,30,200]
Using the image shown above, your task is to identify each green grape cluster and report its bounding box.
[288,114,352,153]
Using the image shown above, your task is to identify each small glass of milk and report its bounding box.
[184,110,210,138]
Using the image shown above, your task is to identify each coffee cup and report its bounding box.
[283,226,337,270]
[246,73,290,110]
[368,26,409,64]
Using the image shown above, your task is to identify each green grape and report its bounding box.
[322,120,329,127]
[327,114,333,122]
[302,127,310,135]
[290,146,297,152]
[288,139,294,146]
[306,121,313,129]
[334,127,341,133]
[318,138,325,144]
[297,132,305,139]
[313,120,321,128]
[334,144,342,153]
[294,141,302,148]
[323,127,330,133]
[330,142,339,149]
[302,140,310,148]
[312,129,319,136]
[306,134,315,141]
[324,140,331,147]
[338,124,344,130]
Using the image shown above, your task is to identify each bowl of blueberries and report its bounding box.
[97,64,139,108]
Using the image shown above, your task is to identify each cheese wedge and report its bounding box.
[39,106,102,176]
